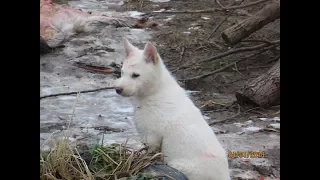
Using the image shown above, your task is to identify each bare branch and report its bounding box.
[208,0,245,39]
[175,40,279,71]
[40,87,115,100]
[178,45,277,81]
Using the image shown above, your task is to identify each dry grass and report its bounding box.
[90,139,163,180]
[40,93,163,180]
[40,137,94,180]
[40,138,163,180]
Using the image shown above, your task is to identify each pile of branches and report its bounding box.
[158,0,280,108]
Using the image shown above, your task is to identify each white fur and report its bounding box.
[115,38,230,180]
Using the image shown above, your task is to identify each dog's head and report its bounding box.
[115,38,162,97]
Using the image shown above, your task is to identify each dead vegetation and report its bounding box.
[40,95,164,180]
[40,138,95,180]
[40,137,164,180]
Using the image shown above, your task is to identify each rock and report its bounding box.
[231,169,261,180]
[250,159,272,176]
[40,36,52,54]
[142,164,189,180]
[268,123,280,129]
[230,159,255,171]
[240,127,262,135]
[230,158,275,177]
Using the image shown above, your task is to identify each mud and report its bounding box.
[40,0,280,179]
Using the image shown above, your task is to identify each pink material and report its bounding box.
[40,0,121,40]
[40,0,157,42]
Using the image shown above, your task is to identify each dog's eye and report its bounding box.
[132,73,140,78]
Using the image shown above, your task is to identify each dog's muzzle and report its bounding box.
[115,87,123,95]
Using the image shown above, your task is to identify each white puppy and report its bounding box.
[115,38,230,180]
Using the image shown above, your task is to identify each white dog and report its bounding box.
[115,38,230,180]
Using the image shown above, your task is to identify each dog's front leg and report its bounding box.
[142,132,162,153]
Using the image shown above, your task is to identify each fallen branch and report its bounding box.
[221,0,280,45]
[175,40,279,71]
[215,0,226,9]
[208,0,244,39]
[75,63,114,74]
[225,0,271,10]
[79,66,113,74]
[236,59,280,108]
[179,44,277,81]
[240,39,276,45]
[40,87,114,100]
[266,55,280,63]
[200,40,279,64]
[153,0,270,14]
[209,103,241,125]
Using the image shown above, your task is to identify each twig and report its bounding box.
[199,40,279,64]
[208,0,244,39]
[207,11,235,39]
[40,87,115,100]
[232,62,244,76]
[67,92,80,130]
[152,0,270,14]
[261,128,280,132]
[237,65,273,71]
[266,55,280,63]
[209,103,241,125]
[215,0,226,9]
[179,59,241,81]
[176,40,279,72]
[178,46,185,62]
[201,65,272,71]
[200,100,229,109]
[240,39,276,45]
[179,45,276,81]
[152,9,220,14]
[226,0,270,10]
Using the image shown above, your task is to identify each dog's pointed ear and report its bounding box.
[143,42,159,64]
[123,37,135,58]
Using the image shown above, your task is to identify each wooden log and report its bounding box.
[236,59,280,108]
[221,0,280,45]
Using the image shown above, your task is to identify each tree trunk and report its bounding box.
[221,0,280,45]
[236,59,280,108]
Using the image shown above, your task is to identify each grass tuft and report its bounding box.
[40,92,163,180]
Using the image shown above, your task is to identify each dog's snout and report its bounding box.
[115,87,123,94]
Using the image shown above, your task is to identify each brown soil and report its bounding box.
[118,0,280,123]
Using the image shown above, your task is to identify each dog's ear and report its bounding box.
[143,42,159,64]
[123,37,135,58]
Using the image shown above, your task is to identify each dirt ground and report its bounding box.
[116,0,280,128]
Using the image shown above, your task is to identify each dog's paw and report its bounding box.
[145,145,161,154]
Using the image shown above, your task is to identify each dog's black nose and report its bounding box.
[115,87,123,94]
